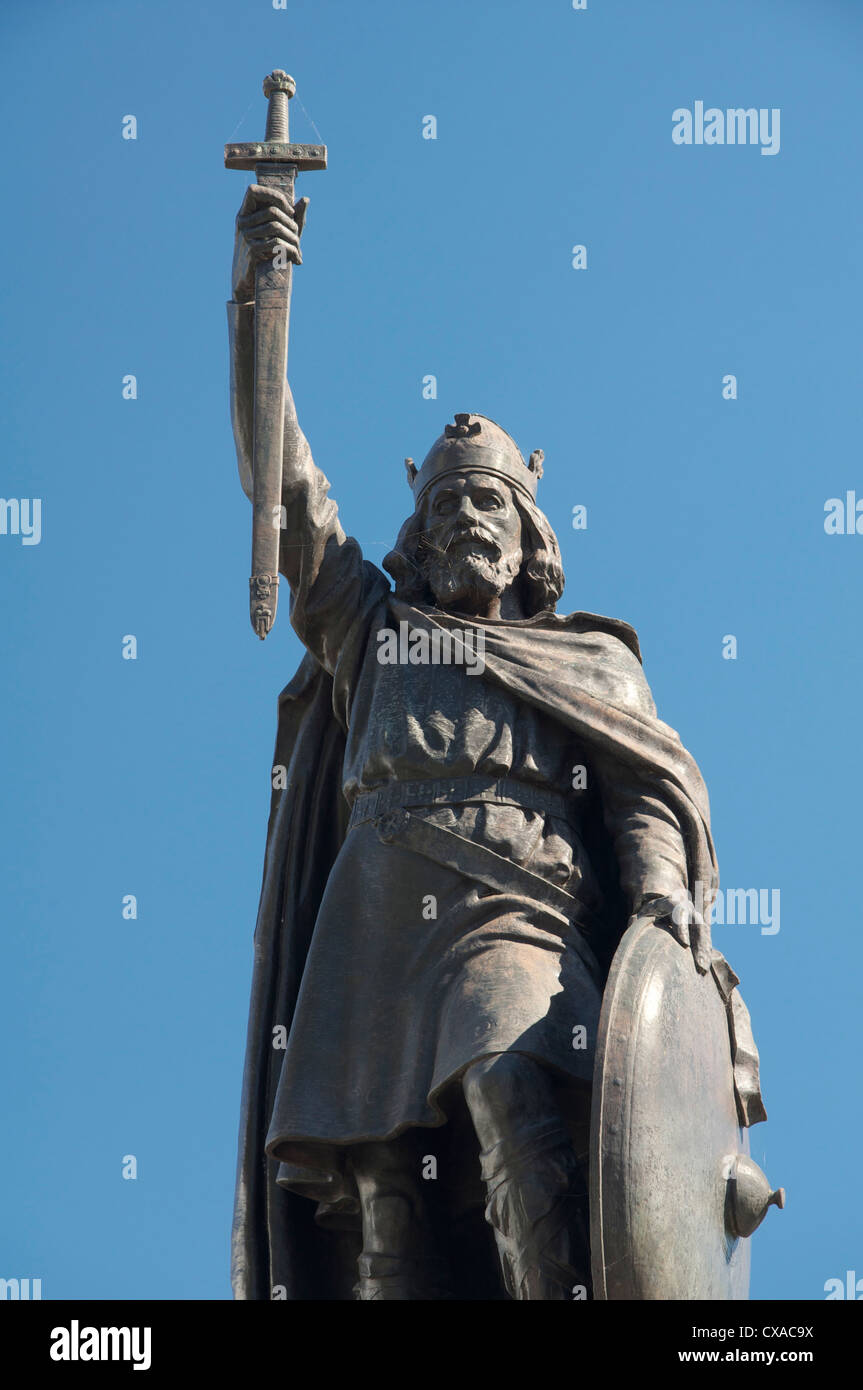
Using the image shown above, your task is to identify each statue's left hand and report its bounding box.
[629,892,712,975]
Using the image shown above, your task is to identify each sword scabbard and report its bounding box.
[250,162,296,640]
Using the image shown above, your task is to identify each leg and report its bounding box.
[349,1130,449,1300]
[462,1052,592,1301]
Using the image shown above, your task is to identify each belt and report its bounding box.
[371,807,601,965]
[348,775,575,831]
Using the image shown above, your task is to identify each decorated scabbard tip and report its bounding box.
[250,575,278,640]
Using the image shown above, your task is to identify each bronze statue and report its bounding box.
[227,72,782,1302]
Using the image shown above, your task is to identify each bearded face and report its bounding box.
[418,473,524,615]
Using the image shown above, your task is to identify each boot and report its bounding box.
[481,1128,592,1300]
[353,1252,452,1301]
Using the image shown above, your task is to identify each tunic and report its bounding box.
[265,595,609,1151]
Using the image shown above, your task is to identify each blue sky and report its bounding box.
[1,0,860,1299]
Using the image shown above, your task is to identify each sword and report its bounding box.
[225,70,327,638]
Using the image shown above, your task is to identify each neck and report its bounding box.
[441,584,525,621]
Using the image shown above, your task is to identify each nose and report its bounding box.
[453,495,479,525]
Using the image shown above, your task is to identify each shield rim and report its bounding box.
[590,916,750,1300]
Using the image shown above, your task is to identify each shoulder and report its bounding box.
[553,610,656,721]
[563,610,642,662]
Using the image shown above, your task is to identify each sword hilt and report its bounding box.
[224,69,326,173]
[263,70,295,142]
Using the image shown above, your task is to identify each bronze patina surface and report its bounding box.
[226,69,782,1302]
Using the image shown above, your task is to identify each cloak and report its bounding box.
[230,598,764,1300]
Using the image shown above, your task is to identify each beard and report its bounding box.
[419,528,523,613]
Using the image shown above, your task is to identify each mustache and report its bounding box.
[420,525,502,564]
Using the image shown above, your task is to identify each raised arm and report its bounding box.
[228,186,385,671]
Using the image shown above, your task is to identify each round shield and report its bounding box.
[590,917,751,1299]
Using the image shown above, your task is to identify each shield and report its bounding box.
[590,917,755,1300]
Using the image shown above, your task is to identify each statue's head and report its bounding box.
[383,414,564,617]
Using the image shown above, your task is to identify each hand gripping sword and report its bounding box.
[225,71,327,638]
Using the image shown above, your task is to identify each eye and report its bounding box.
[433,497,456,514]
[478,495,502,509]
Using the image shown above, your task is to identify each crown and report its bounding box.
[405,414,544,505]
